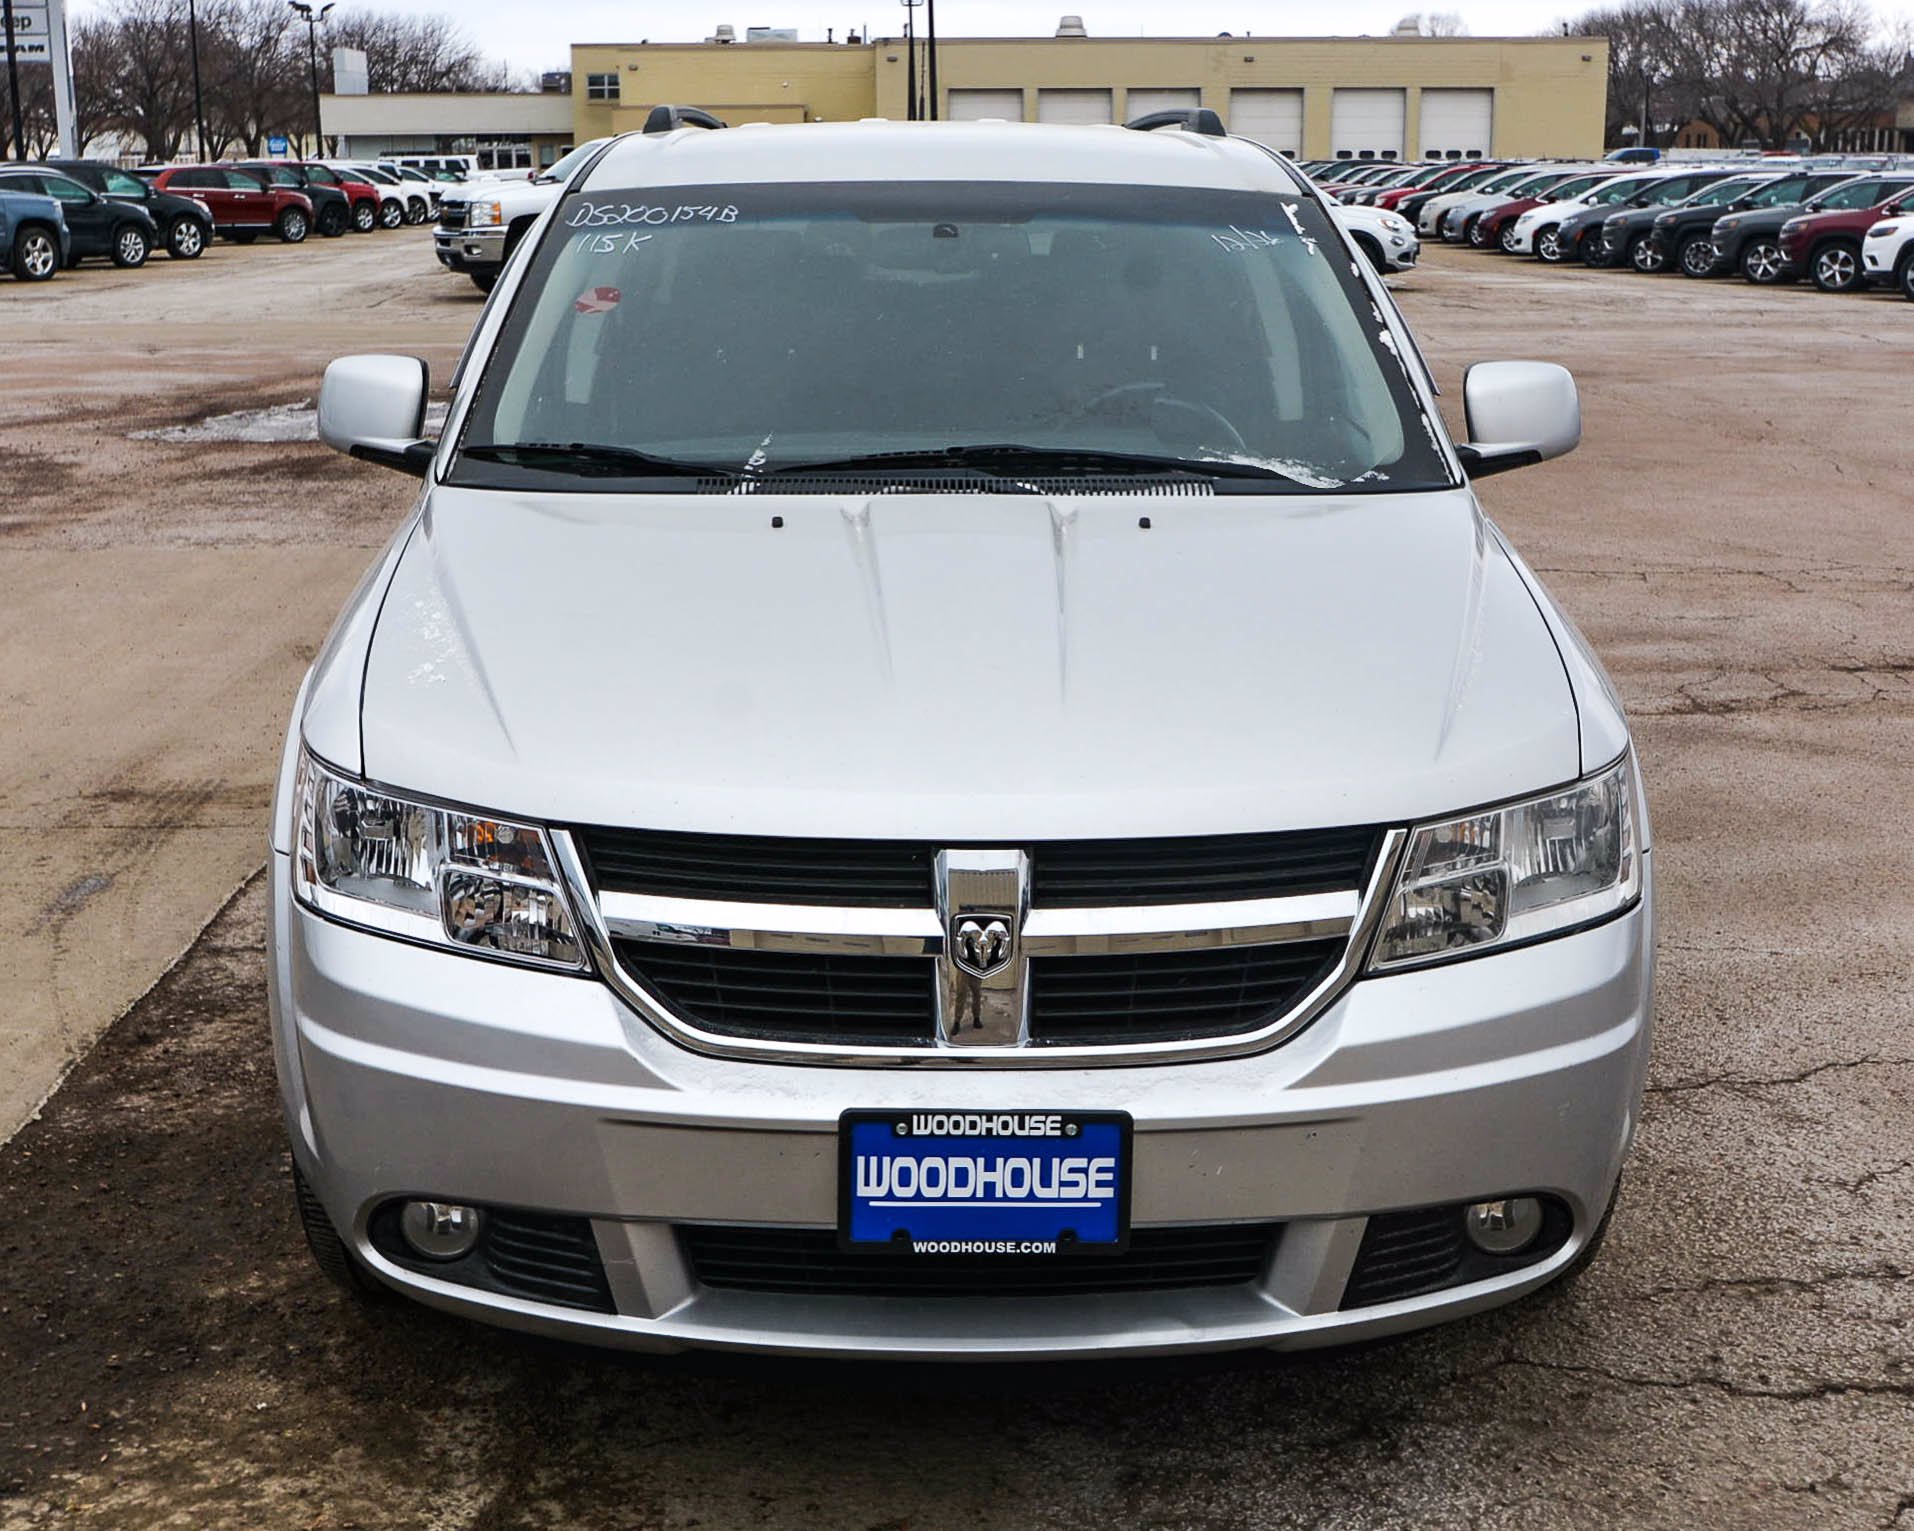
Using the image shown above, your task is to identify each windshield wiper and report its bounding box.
[757,443,1313,484]
[460,442,739,479]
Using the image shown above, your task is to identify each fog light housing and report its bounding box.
[1464,1196,1544,1255]
[399,1200,482,1260]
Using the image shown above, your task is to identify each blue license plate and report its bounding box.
[839,1110,1131,1254]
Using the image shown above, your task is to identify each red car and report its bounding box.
[237,160,376,235]
[1776,176,1914,291]
[1372,161,1499,213]
[150,164,316,244]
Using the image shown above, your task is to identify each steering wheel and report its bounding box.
[1076,382,1249,455]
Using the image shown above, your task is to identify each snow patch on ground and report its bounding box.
[133,399,450,444]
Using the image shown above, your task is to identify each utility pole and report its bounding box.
[3,0,25,159]
[187,0,208,160]
[924,0,937,120]
[901,0,918,120]
[287,0,332,155]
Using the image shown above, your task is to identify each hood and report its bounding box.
[355,486,1580,840]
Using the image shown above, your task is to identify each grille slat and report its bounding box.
[616,944,936,1043]
[1033,828,1382,907]
[582,828,934,907]
[685,1224,1280,1298]
[1028,940,1343,1044]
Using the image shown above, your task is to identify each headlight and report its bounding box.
[466,199,503,228]
[1368,753,1641,972]
[293,752,585,970]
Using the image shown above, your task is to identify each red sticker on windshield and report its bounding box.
[574,286,621,314]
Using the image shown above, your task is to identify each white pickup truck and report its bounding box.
[433,139,610,292]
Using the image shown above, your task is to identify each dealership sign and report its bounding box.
[3,0,51,62]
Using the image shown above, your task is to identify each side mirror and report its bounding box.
[318,354,434,477]
[1457,361,1581,479]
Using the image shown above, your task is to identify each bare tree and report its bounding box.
[203,0,304,157]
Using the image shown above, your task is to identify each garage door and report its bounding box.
[1126,87,1200,124]
[949,88,1024,122]
[1331,88,1405,159]
[1229,88,1304,156]
[1037,89,1114,126]
[1419,88,1493,159]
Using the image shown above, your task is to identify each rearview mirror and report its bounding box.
[318,354,434,477]
[1457,361,1581,479]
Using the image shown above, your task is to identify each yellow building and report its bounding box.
[568,32,1609,162]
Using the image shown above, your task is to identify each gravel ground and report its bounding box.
[0,238,1909,1531]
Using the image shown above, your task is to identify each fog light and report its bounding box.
[399,1200,482,1260]
[1464,1197,1543,1255]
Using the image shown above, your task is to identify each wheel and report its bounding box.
[1464,216,1488,247]
[470,269,498,293]
[291,1158,381,1298]
[1628,234,1664,273]
[166,217,206,260]
[111,224,150,268]
[1810,240,1861,293]
[9,225,58,281]
[1581,235,1613,268]
[1534,225,1565,262]
[1677,233,1716,278]
[1500,222,1523,254]
[277,208,309,244]
[1352,233,1383,270]
[1899,252,1914,301]
[1740,238,1787,284]
[316,204,346,238]
[405,198,428,225]
[230,229,259,245]
[353,200,378,233]
[379,198,404,229]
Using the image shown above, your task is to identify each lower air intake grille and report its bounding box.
[685,1223,1281,1298]
[1027,939,1344,1044]
[482,1211,615,1312]
[615,942,936,1043]
[1341,1207,1464,1308]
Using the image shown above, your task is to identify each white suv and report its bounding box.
[285,110,1653,1359]
[1862,209,1914,298]
[1509,168,1677,258]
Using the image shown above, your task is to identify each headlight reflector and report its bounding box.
[1369,754,1640,971]
[294,752,584,970]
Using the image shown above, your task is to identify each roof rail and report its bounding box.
[642,105,730,135]
[1123,107,1227,139]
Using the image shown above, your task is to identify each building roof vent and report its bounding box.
[710,24,737,43]
[1056,15,1088,37]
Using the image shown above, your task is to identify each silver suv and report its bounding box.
[277,111,1654,1359]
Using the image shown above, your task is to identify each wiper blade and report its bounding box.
[460,442,738,478]
[759,443,1310,483]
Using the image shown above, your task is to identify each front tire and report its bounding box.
[291,1159,381,1298]
[317,204,346,238]
[10,225,58,281]
[166,217,206,260]
[1628,234,1665,273]
[469,269,498,294]
[1677,233,1716,278]
[405,197,428,225]
[1899,251,1914,301]
[379,199,404,229]
[1500,222,1524,255]
[353,200,378,233]
[277,208,309,244]
[1535,225,1566,263]
[111,225,150,268]
[1810,240,1861,293]
[1741,238,1788,284]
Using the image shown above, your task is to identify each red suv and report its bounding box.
[150,165,316,244]
[1777,176,1914,291]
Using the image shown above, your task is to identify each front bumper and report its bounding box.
[433,225,505,272]
[270,852,1654,1359]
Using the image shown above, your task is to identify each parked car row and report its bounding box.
[1411,153,1914,299]
[0,156,442,281]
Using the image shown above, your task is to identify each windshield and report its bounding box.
[101,168,147,197]
[452,180,1452,494]
[1681,178,1754,208]
[1546,173,1608,201]
[537,142,602,184]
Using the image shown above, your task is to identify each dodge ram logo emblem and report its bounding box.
[952,916,1013,979]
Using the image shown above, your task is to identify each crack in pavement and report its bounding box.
[1646,1053,1914,1097]
[1634,1265,1914,1300]
[1487,1354,1914,1404]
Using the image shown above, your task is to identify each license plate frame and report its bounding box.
[837,1109,1133,1255]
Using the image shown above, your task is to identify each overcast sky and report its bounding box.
[62,0,1914,75]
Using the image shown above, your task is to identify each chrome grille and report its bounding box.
[563,824,1401,1065]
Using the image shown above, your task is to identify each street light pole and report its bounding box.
[3,0,26,160]
[924,0,937,120]
[287,0,332,156]
[900,0,918,121]
[187,0,208,161]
